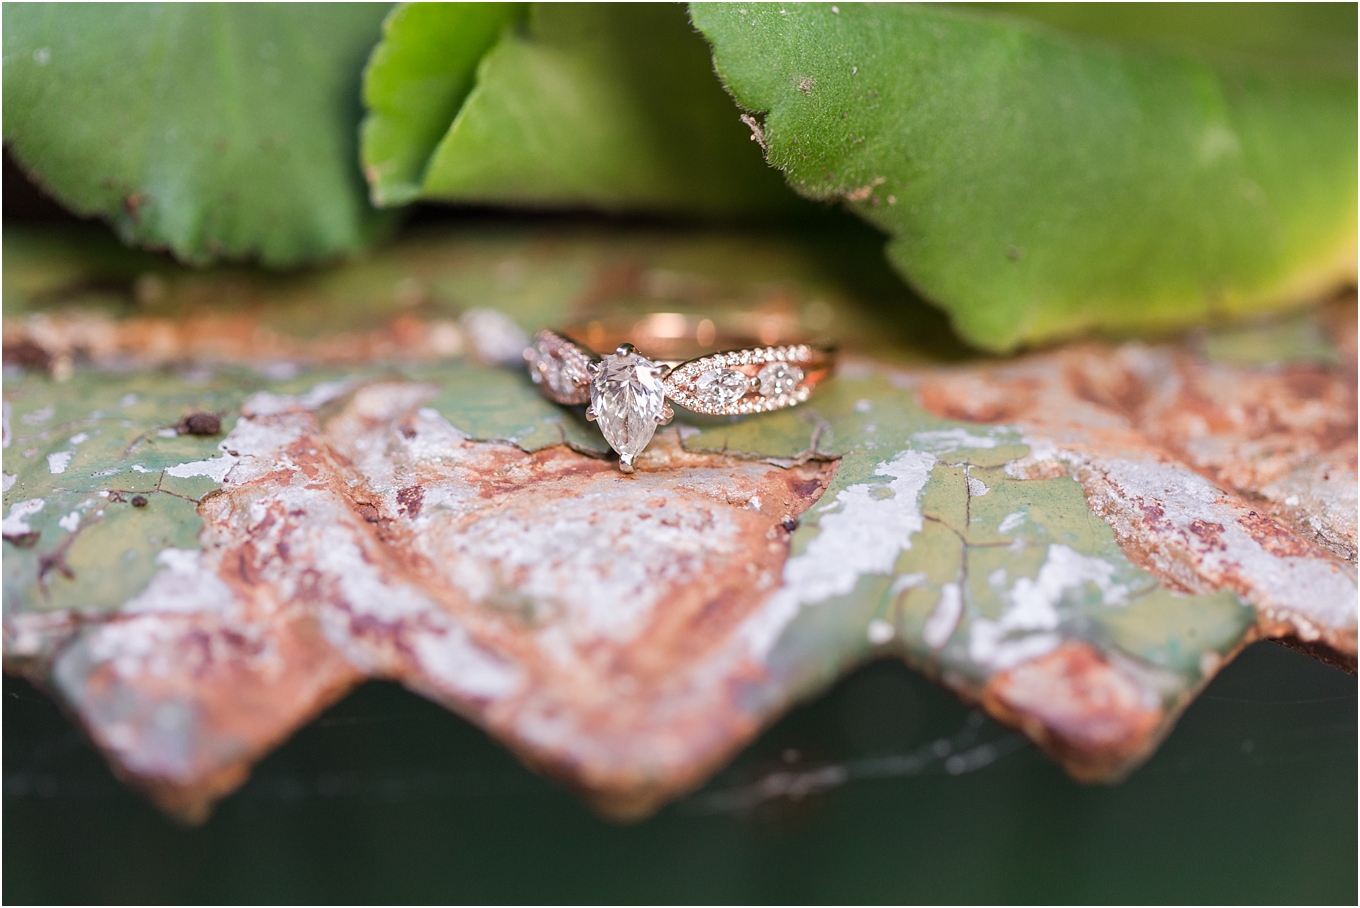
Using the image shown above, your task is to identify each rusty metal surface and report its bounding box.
[4,229,1354,823]
[914,305,1358,656]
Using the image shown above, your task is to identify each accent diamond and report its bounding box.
[589,347,667,471]
[757,362,804,397]
[527,345,590,401]
[694,368,751,406]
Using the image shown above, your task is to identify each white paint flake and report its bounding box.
[968,623,1061,672]
[867,618,895,644]
[2,473,15,492]
[298,379,356,410]
[412,631,522,699]
[131,464,153,473]
[998,511,1026,535]
[968,544,1127,670]
[120,393,139,408]
[165,455,235,482]
[912,427,1002,454]
[1071,451,1358,640]
[744,450,936,658]
[922,583,963,649]
[889,572,927,594]
[3,499,46,535]
[20,405,53,426]
[966,476,989,496]
[68,432,90,445]
[58,511,81,533]
[121,548,238,616]
[46,451,72,474]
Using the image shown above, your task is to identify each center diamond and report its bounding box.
[589,347,668,471]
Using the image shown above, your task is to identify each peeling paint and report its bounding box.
[3,498,45,536]
[3,234,1351,824]
[913,427,1003,452]
[922,582,962,649]
[744,449,934,658]
[165,455,235,482]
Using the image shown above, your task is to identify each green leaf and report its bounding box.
[690,3,1357,351]
[378,2,800,215]
[970,2,1359,72]
[2,3,393,267]
[360,2,527,207]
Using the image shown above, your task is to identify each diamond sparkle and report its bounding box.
[589,348,668,471]
[757,362,804,397]
[694,368,751,406]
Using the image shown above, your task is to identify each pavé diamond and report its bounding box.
[757,362,804,397]
[589,347,667,471]
[694,368,751,406]
[528,344,590,401]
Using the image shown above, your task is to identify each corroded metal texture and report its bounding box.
[913,310,1358,656]
[6,378,836,819]
[4,229,1354,822]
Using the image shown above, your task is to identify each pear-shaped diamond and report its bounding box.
[590,347,667,471]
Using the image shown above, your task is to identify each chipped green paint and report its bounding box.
[3,369,237,614]
[686,370,1257,707]
[0,356,605,624]
[412,360,607,455]
[0,363,386,615]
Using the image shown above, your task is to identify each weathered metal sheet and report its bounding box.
[4,229,1353,822]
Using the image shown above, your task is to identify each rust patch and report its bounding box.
[1238,510,1329,559]
[982,642,1164,781]
[914,307,1357,566]
[68,612,362,824]
[395,485,424,518]
[1187,519,1226,552]
[912,309,1357,659]
[916,373,1033,423]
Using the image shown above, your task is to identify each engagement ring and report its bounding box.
[525,314,835,472]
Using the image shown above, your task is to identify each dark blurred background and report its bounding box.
[4,640,1355,904]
